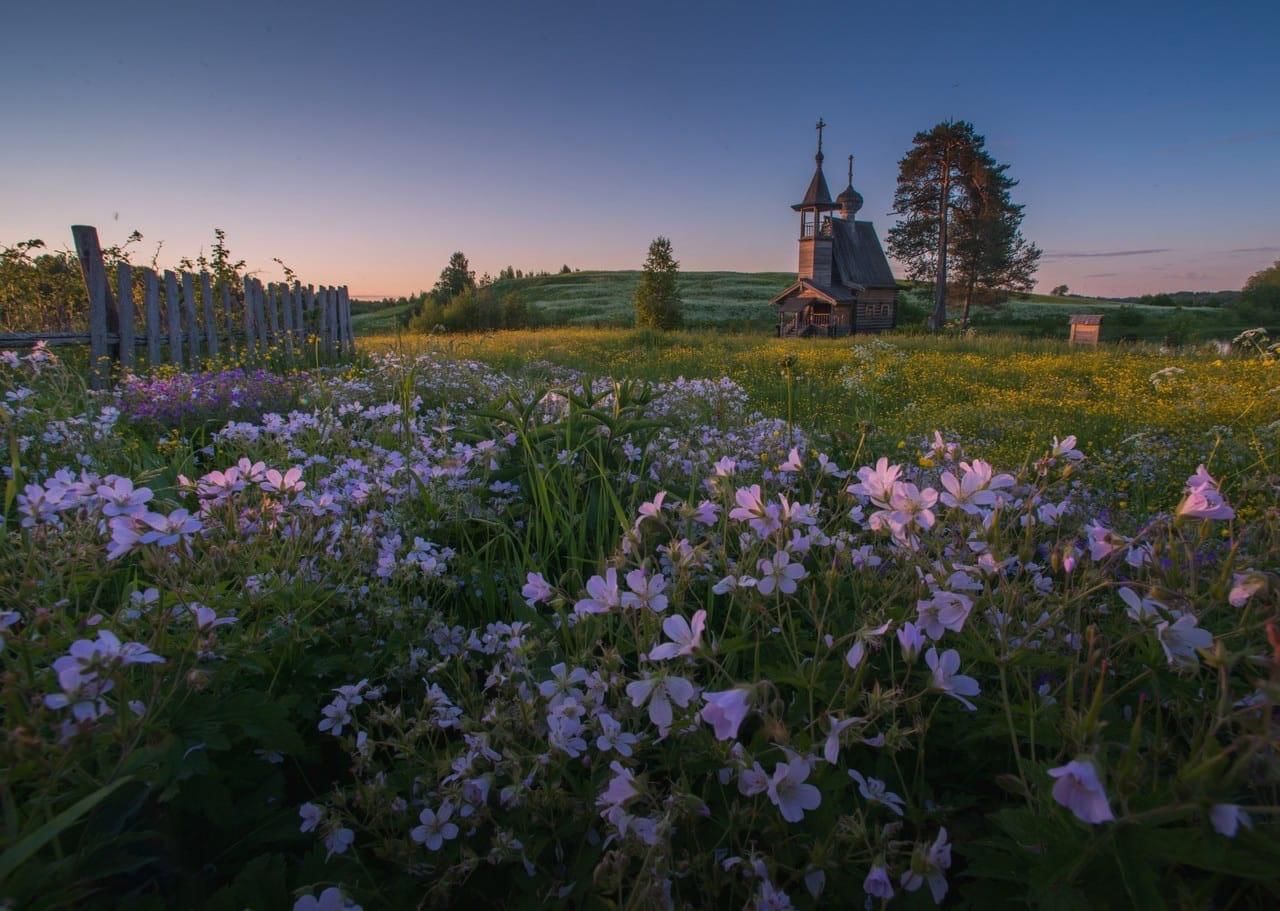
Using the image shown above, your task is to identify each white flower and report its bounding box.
[293,886,362,911]
[621,568,669,613]
[648,610,706,661]
[575,568,621,616]
[1048,759,1113,824]
[324,827,354,859]
[626,674,696,736]
[915,590,973,640]
[410,802,459,851]
[900,827,951,903]
[822,715,860,764]
[521,572,553,606]
[1155,614,1212,670]
[925,647,980,711]
[756,550,807,596]
[700,687,751,741]
[849,769,906,816]
[299,802,323,833]
[766,757,821,823]
[597,761,640,809]
[1209,803,1252,838]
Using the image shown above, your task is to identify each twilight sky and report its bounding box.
[3,0,1278,298]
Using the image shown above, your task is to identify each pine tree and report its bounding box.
[634,236,683,329]
[950,159,1041,327]
[434,252,475,300]
[887,121,1038,330]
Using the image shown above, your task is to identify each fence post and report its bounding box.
[264,282,279,343]
[317,285,329,358]
[339,286,351,353]
[222,282,234,350]
[293,284,304,348]
[144,268,161,365]
[254,280,269,351]
[201,272,218,358]
[71,225,116,389]
[117,262,135,370]
[182,272,200,366]
[326,287,338,359]
[280,281,295,364]
[243,275,257,357]
[164,271,182,366]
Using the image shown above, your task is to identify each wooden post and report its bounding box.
[317,285,329,357]
[281,280,295,363]
[144,268,161,365]
[164,270,182,366]
[182,272,200,365]
[71,225,117,389]
[243,276,257,357]
[201,272,218,357]
[223,281,235,345]
[339,286,351,354]
[293,284,304,347]
[305,285,315,342]
[117,262,135,370]
[325,287,337,359]
[265,282,280,342]
[254,280,269,350]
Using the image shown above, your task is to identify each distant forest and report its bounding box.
[1113,290,1242,307]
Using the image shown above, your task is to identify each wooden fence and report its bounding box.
[0,225,354,388]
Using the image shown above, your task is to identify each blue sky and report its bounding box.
[2,0,1277,297]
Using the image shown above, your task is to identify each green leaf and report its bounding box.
[0,776,133,883]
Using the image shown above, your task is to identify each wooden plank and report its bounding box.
[182,272,200,365]
[0,331,93,348]
[71,225,115,389]
[201,272,218,357]
[221,282,233,351]
[339,286,350,353]
[324,287,336,359]
[117,262,135,370]
[165,270,182,366]
[304,285,315,342]
[243,275,257,356]
[144,268,161,365]
[317,285,329,356]
[265,282,280,341]
[293,284,304,347]
[252,280,266,350]
[280,280,295,362]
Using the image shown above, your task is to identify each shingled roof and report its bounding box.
[832,218,897,289]
[769,278,858,307]
[791,163,837,211]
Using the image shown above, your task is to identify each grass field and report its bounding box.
[356,271,1262,342]
[7,324,1279,909]
[360,328,1280,512]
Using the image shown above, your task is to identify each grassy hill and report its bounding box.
[357,271,1260,342]
[489,270,794,329]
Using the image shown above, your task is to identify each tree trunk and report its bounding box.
[932,153,950,331]
[961,275,976,329]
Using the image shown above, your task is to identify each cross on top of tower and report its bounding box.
[815,118,826,161]
[847,154,853,186]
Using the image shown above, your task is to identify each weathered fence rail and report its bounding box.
[0,225,354,388]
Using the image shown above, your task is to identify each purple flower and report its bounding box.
[766,756,821,823]
[1209,803,1252,838]
[1048,759,1114,824]
[863,865,895,900]
[925,647,980,710]
[700,687,751,741]
[521,572,553,606]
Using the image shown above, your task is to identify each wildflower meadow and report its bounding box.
[2,331,1279,910]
